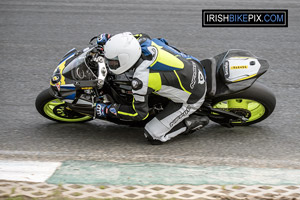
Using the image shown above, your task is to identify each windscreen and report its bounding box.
[63,50,97,81]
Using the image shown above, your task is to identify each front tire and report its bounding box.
[35,88,93,123]
[210,82,276,126]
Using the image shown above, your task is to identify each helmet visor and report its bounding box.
[106,57,120,70]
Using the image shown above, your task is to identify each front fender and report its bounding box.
[50,85,76,100]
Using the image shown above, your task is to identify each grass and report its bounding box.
[10,188,16,195]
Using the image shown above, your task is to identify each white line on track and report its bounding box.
[0,160,61,182]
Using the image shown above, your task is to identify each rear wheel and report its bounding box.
[210,82,276,126]
[35,88,92,123]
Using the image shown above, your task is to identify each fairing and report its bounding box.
[202,49,269,98]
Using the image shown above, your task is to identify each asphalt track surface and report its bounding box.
[0,0,300,169]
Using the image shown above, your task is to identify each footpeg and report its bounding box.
[184,115,209,134]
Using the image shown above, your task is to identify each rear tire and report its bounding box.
[210,82,276,126]
[35,88,93,123]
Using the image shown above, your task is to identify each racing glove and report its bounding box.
[96,103,118,118]
[97,33,111,45]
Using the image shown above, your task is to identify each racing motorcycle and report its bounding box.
[35,37,276,128]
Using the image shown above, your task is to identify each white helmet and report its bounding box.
[104,32,141,74]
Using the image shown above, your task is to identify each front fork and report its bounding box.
[50,85,101,119]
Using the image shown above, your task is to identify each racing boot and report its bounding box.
[144,130,163,145]
[184,115,209,134]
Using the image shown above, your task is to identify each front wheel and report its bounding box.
[35,88,93,123]
[210,82,276,126]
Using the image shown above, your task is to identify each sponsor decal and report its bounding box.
[96,104,102,117]
[190,62,197,89]
[230,65,248,69]
[109,107,117,116]
[198,70,205,84]
[224,61,230,78]
[169,105,191,127]
[51,74,61,85]
[52,76,59,81]
[55,83,61,91]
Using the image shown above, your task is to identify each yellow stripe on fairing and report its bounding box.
[233,74,257,82]
[50,61,66,86]
[58,61,66,85]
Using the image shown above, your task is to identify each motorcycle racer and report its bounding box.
[96,32,209,144]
